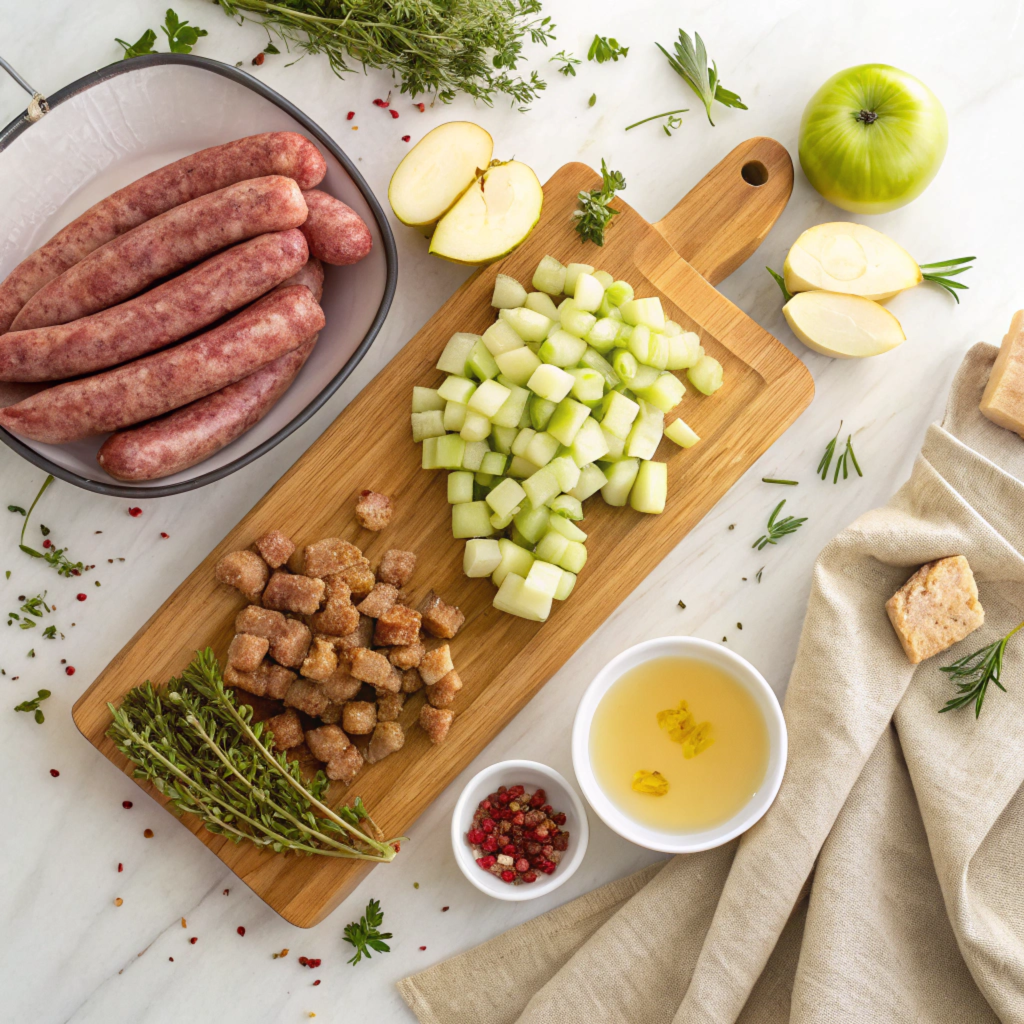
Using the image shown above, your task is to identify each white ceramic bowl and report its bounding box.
[451,760,589,902]
[572,637,787,854]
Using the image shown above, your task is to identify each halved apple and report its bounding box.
[783,290,905,358]
[429,161,543,266]
[784,222,922,301]
[388,122,494,231]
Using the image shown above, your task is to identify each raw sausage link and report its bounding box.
[0,132,326,333]
[12,177,309,331]
[0,230,309,382]
[97,337,318,482]
[277,257,324,302]
[0,286,324,444]
[300,190,373,265]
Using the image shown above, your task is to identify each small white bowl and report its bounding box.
[572,637,787,854]
[451,760,589,901]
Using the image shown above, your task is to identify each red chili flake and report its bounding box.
[313,979,321,986]
[128,507,142,517]
[346,111,355,120]
[144,828,154,838]
[76,593,87,601]
[389,109,399,119]
[401,135,411,142]
[419,945,427,951]
[252,52,265,66]
[372,97,390,108]
[223,889,230,896]
[190,937,198,945]
[42,539,52,549]
[49,769,59,777]
[441,906,449,912]
[66,666,76,676]
[160,532,169,539]
[168,957,174,962]
[123,800,133,809]
[118,863,123,872]
[416,102,425,112]
[237,926,246,936]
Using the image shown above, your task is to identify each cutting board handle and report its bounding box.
[654,137,794,287]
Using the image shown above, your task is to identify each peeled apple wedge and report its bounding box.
[784,222,921,301]
[388,122,494,230]
[783,290,905,359]
[430,161,543,265]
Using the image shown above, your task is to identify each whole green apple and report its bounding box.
[799,64,948,214]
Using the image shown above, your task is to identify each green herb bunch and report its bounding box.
[344,898,392,965]
[752,499,807,551]
[213,0,555,109]
[573,159,626,246]
[657,29,745,125]
[107,650,402,860]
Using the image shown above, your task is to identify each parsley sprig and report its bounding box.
[550,50,580,77]
[657,29,746,125]
[117,8,208,59]
[573,159,626,246]
[14,688,51,724]
[344,898,393,965]
[939,620,1023,717]
[752,499,807,551]
[588,35,629,63]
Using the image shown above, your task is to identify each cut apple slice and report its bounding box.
[388,122,494,230]
[784,222,922,302]
[429,161,543,265]
[783,291,905,358]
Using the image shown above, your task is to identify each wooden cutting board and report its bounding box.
[72,137,813,928]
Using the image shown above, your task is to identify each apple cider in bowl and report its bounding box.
[588,656,769,833]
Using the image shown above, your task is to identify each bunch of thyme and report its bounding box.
[573,159,626,246]
[107,650,402,860]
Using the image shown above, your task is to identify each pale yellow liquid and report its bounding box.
[589,656,770,833]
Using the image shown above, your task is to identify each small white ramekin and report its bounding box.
[451,759,589,901]
[571,636,787,854]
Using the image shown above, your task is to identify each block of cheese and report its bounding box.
[980,310,1024,437]
[885,555,984,665]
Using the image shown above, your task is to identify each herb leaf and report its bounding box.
[550,50,580,77]
[940,620,1023,717]
[162,8,209,54]
[919,255,975,304]
[14,689,51,724]
[587,35,629,63]
[752,499,807,551]
[573,159,626,246]
[625,109,689,136]
[344,898,392,965]
[116,29,158,59]
[656,30,746,125]
[766,267,792,303]
[817,423,863,483]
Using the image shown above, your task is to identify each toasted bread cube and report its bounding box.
[336,559,375,599]
[301,637,338,681]
[227,633,269,673]
[262,571,325,615]
[264,708,304,751]
[261,662,297,700]
[235,604,287,640]
[367,721,405,764]
[320,664,362,704]
[215,550,269,603]
[342,700,377,735]
[419,644,454,685]
[269,618,311,668]
[374,605,422,646]
[284,678,330,717]
[335,617,374,665]
[377,691,405,722]
[305,723,351,763]
[401,668,424,693]
[420,704,455,745]
[349,647,401,693]
[326,744,364,784]
[389,642,424,671]
[322,574,352,604]
[254,530,295,569]
[355,490,393,531]
[311,598,360,637]
[319,703,343,724]
[419,590,465,639]
[426,669,463,708]
[378,549,416,587]
[303,538,364,578]
[886,555,985,665]
[356,583,399,618]
[224,663,268,697]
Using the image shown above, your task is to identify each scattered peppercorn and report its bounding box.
[413,882,419,889]
[114,897,123,906]
[160,532,169,539]
[65,666,75,675]
[42,539,51,549]
[128,507,142,517]
[168,957,173,962]
[144,828,154,838]
[49,768,59,777]
[118,863,123,872]
[123,800,133,808]
[223,889,230,896]
[273,948,289,958]
[313,979,321,986]
[346,111,355,120]
[419,945,426,951]
[237,926,246,936]
[415,102,425,112]
[181,917,187,928]
[441,906,449,912]
[190,937,198,945]
[76,593,86,601]
[373,96,390,107]
[402,135,411,142]
[728,524,736,530]
[252,52,265,65]
[390,109,400,119]
[677,600,686,609]
[737,622,743,630]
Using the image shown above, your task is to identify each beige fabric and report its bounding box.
[398,343,1024,1024]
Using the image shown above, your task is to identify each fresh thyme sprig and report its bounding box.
[752,499,807,551]
[550,50,580,76]
[939,620,1023,717]
[344,898,393,965]
[7,592,50,629]
[918,256,975,304]
[817,423,863,483]
[766,267,792,303]
[625,109,689,136]
[107,650,403,860]
[14,688,51,724]
[12,475,86,578]
[656,29,746,126]
[573,159,626,246]
[587,34,629,63]
[213,0,555,110]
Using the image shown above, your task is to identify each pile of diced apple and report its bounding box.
[410,255,725,622]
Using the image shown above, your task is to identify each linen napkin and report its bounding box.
[398,342,1024,1024]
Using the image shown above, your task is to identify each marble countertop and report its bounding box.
[1,1,1019,1021]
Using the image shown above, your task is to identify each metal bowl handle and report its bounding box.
[0,54,48,122]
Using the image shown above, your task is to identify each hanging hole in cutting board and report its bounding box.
[741,161,769,186]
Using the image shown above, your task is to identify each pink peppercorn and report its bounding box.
[389,109,399,119]
[402,135,411,142]
[123,800,133,808]
[49,769,59,777]
[237,926,245,936]
[76,593,87,601]
[65,666,75,675]
[346,111,355,120]
[42,539,51,549]
[128,507,142,517]
[416,102,425,112]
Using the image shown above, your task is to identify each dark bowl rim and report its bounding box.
[0,52,398,498]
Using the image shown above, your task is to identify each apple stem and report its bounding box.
[855,109,879,124]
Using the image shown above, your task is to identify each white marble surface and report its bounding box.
[0,1,1018,1020]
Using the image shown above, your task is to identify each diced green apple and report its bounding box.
[598,390,640,439]
[492,538,535,586]
[547,398,591,446]
[461,439,490,471]
[524,430,560,467]
[480,451,507,475]
[448,470,474,503]
[532,255,566,295]
[411,410,446,442]
[563,263,594,296]
[490,384,529,428]
[437,332,480,376]
[547,512,586,541]
[486,477,527,518]
[452,500,494,537]
[527,363,574,402]
[634,371,685,412]
[467,338,499,380]
[554,570,577,600]
[665,418,700,448]
[523,466,561,508]
[495,346,542,386]
[524,291,560,320]
[467,379,511,417]
[620,297,665,331]
[491,274,527,309]
[629,460,667,513]
[573,273,605,313]
[601,458,640,505]
[460,410,492,441]
[687,355,724,395]
[513,503,550,543]
[464,538,503,577]
[482,320,526,356]
[568,463,608,501]
[569,416,610,465]
[493,572,550,621]
[539,329,587,367]
[412,386,445,412]
[500,306,553,343]
[524,559,563,599]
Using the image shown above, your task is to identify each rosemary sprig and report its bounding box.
[817,423,863,483]
[107,650,403,860]
[573,159,626,246]
[587,34,629,63]
[918,256,975,304]
[550,50,580,77]
[344,898,392,965]
[939,620,1023,717]
[752,499,807,551]
[766,266,792,303]
[656,29,746,126]
[14,688,51,724]
[213,0,555,110]
[625,109,689,136]
[762,477,798,486]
